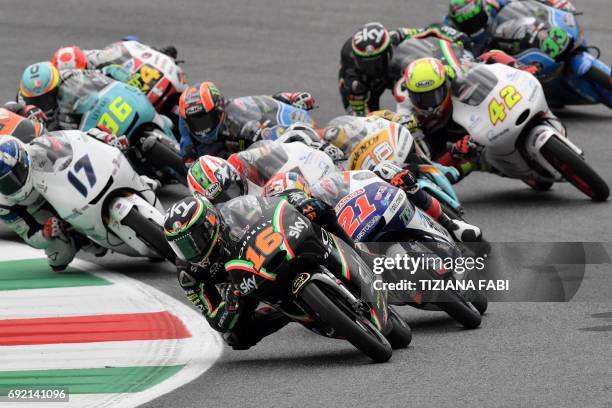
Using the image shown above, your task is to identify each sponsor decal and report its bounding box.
[239,275,258,294]
[353,27,385,45]
[292,272,311,294]
[288,217,308,239]
[416,80,435,88]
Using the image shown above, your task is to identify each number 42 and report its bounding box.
[488,86,522,126]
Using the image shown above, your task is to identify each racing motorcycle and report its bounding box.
[311,170,487,329]
[446,62,608,200]
[57,70,187,185]
[28,130,175,261]
[220,195,412,362]
[490,0,612,108]
[226,95,315,145]
[89,40,187,123]
[324,114,464,216]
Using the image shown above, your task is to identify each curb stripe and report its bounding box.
[0,258,111,291]
[0,311,191,346]
[0,365,185,394]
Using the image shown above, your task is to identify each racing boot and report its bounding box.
[439,213,482,242]
[140,175,161,192]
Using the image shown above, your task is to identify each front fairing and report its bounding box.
[491,1,581,68]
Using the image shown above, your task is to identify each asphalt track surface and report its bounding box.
[1,1,612,407]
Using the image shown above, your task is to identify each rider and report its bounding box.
[51,41,178,72]
[339,21,472,116]
[187,142,482,242]
[0,102,47,141]
[17,62,130,148]
[443,0,577,55]
[401,56,564,183]
[0,135,107,271]
[164,188,355,349]
[177,81,317,164]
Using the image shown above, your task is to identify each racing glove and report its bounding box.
[274,92,317,111]
[309,140,345,163]
[42,217,66,240]
[86,128,129,151]
[22,105,48,124]
[296,197,356,248]
[450,136,482,161]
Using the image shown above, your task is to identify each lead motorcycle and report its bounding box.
[448,63,608,200]
[490,0,612,108]
[57,70,187,185]
[220,195,412,362]
[28,130,175,261]
[310,170,487,329]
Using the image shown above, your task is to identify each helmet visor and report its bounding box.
[186,110,222,138]
[0,155,28,196]
[409,85,448,110]
[215,179,246,204]
[23,87,59,117]
[355,54,388,77]
[453,6,488,35]
[168,228,216,263]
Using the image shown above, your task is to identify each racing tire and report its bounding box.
[300,281,392,363]
[540,136,609,201]
[585,64,612,94]
[385,307,412,349]
[466,290,488,315]
[434,289,482,329]
[140,135,188,185]
[122,208,176,263]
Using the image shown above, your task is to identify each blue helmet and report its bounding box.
[19,62,61,117]
[0,136,32,199]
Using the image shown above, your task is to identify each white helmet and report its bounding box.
[0,136,34,202]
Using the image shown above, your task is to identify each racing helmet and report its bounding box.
[187,155,247,204]
[263,171,311,197]
[404,58,454,115]
[52,46,89,71]
[351,22,393,77]
[164,196,222,264]
[0,136,33,200]
[19,62,61,118]
[179,82,226,143]
[448,0,490,36]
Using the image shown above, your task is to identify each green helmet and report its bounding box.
[449,0,489,36]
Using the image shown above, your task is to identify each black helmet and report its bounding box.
[164,196,221,264]
[351,22,393,77]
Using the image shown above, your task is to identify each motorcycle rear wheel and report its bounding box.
[300,281,392,363]
[540,136,609,201]
[435,289,482,329]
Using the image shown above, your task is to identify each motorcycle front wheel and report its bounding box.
[299,281,392,363]
[540,136,609,201]
[122,207,176,262]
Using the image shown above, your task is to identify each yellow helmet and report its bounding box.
[404,58,454,112]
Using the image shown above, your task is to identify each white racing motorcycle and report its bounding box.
[397,63,609,201]
[28,130,175,261]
